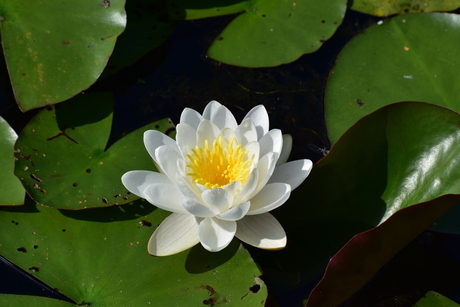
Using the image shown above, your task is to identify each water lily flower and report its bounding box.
[122,101,312,256]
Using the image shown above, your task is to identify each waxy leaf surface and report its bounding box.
[325,13,460,144]
[0,0,126,111]
[271,102,460,305]
[414,291,460,307]
[0,116,24,205]
[0,199,266,306]
[14,93,175,210]
[351,0,460,16]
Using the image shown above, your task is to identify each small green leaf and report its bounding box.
[325,13,460,144]
[350,0,460,17]
[206,0,347,67]
[0,199,266,305]
[14,93,175,209]
[414,291,460,307]
[0,116,24,206]
[0,0,126,111]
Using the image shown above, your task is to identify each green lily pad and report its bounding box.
[204,0,347,67]
[325,12,460,144]
[268,102,460,305]
[0,295,74,307]
[0,116,24,206]
[168,0,249,20]
[0,198,266,306]
[14,93,175,210]
[350,0,460,17]
[0,0,126,111]
[414,291,460,307]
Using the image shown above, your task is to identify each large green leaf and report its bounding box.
[203,0,347,67]
[325,12,460,144]
[350,0,460,17]
[14,93,175,210]
[0,116,24,205]
[267,102,460,305]
[0,198,266,306]
[168,0,249,20]
[414,291,460,307]
[0,0,126,111]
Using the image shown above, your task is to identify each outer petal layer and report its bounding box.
[268,159,313,191]
[121,170,171,199]
[246,183,291,215]
[236,213,286,250]
[143,184,188,214]
[198,217,237,252]
[148,213,200,256]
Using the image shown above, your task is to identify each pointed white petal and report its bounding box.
[258,129,283,160]
[243,105,269,140]
[180,107,204,130]
[249,152,277,198]
[217,128,237,145]
[217,202,250,221]
[121,171,171,199]
[243,141,260,164]
[211,105,238,130]
[155,145,181,182]
[176,123,197,152]
[222,180,242,197]
[144,130,179,161]
[175,173,202,203]
[268,159,313,190]
[196,120,220,148]
[247,183,291,215]
[201,188,233,213]
[202,100,222,120]
[235,118,258,146]
[198,217,236,252]
[182,198,218,217]
[148,213,199,256]
[234,168,259,205]
[143,183,188,214]
[277,134,292,166]
[236,213,286,250]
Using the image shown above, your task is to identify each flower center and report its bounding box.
[186,137,252,189]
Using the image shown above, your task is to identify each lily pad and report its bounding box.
[350,0,460,17]
[325,12,460,144]
[168,0,249,20]
[268,102,460,305]
[0,116,24,206]
[0,198,266,306]
[14,93,175,210]
[0,0,126,111]
[204,0,347,67]
[414,291,460,307]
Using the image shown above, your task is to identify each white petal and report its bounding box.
[182,198,218,217]
[201,188,233,213]
[243,105,269,140]
[222,180,242,197]
[196,120,220,149]
[198,217,236,252]
[234,168,259,205]
[143,183,188,214]
[217,128,237,145]
[202,100,222,120]
[249,152,277,199]
[258,129,283,160]
[247,183,291,215]
[176,123,197,152]
[175,173,202,203]
[180,107,203,130]
[243,141,260,165]
[217,202,250,221]
[235,118,258,146]
[148,213,199,256]
[236,213,286,250]
[121,171,171,199]
[211,104,238,130]
[268,159,313,191]
[277,134,292,166]
[155,145,182,182]
[144,130,180,161]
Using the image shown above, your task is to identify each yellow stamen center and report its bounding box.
[186,137,252,189]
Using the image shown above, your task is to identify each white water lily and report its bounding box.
[122,101,312,256]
